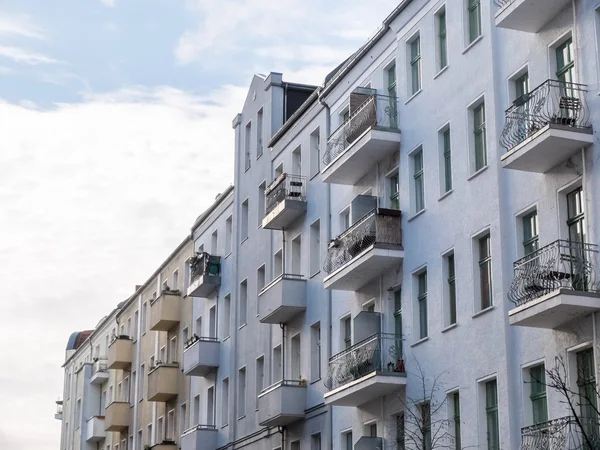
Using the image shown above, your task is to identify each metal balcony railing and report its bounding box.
[324,333,404,391]
[324,94,399,166]
[189,252,221,283]
[264,174,306,216]
[499,80,590,150]
[508,240,600,307]
[323,208,402,275]
[93,359,108,374]
[260,379,305,395]
[521,416,600,450]
[184,335,219,350]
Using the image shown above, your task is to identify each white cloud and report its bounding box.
[100,0,116,7]
[0,45,60,65]
[0,14,45,39]
[0,84,244,450]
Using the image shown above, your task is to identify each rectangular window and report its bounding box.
[343,316,352,350]
[437,9,447,71]
[137,430,142,450]
[141,302,147,334]
[257,264,266,299]
[310,128,320,178]
[193,394,200,426]
[180,403,187,437]
[258,181,266,227]
[396,415,405,450]
[172,269,179,291]
[207,386,215,426]
[452,392,461,450]
[222,378,229,426]
[523,211,539,256]
[311,433,321,450]
[409,36,421,95]
[166,410,175,441]
[422,402,432,450]
[442,128,452,193]
[274,248,283,279]
[146,424,152,446]
[556,38,574,83]
[311,323,322,381]
[418,271,428,339]
[412,148,424,213]
[485,380,500,450]
[468,0,482,43]
[567,187,585,244]
[257,109,264,158]
[245,122,252,171]
[478,234,492,310]
[387,63,398,128]
[223,294,231,338]
[344,431,353,450]
[291,333,301,380]
[389,172,400,210]
[211,230,218,255]
[169,336,177,363]
[291,234,302,275]
[238,367,246,418]
[310,220,321,276]
[138,364,145,401]
[273,345,283,382]
[157,416,164,443]
[447,253,457,325]
[529,365,548,425]
[292,146,302,175]
[241,199,249,241]
[256,356,264,409]
[576,348,599,440]
[239,280,247,327]
[473,102,487,171]
[394,290,403,357]
[225,216,233,255]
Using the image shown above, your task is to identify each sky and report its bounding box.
[0,1,398,448]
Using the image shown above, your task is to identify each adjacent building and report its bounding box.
[58,0,600,449]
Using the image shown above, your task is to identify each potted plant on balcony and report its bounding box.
[389,344,404,373]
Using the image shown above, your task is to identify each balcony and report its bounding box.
[107,336,133,370]
[90,359,109,385]
[257,380,307,427]
[322,93,400,185]
[104,401,130,432]
[187,253,221,298]
[500,80,593,173]
[323,209,403,291]
[259,274,306,324]
[147,363,179,402]
[494,0,572,33]
[181,425,217,450]
[324,333,405,407]
[183,337,220,377]
[508,240,600,328]
[150,290,182,331]
[520,416,599,449]
[355,437,383,450]
[262,174,307,230]
[55,400,63,420]
[150,442,177,450]
[86,416,106,442]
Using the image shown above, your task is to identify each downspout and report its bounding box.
[282,229,286,275]
[281,323,286,380]
[318,91,333,450]
[232,118,242,446]
[132,295,142,450]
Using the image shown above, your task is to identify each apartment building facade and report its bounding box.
[58,0,600,448]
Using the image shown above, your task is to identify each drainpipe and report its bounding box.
[281,228,286,275]
[232,119,242,446]
[281,323,286,380]
[318,91,333,450]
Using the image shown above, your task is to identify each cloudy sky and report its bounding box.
[0,0,397,448]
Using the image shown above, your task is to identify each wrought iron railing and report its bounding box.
[324,333,404,391]
[499,80,590,150]
[520,416,600,450]
[264,173,306,215]
[190,252,221,283]
[323,208,402,275]
[324,94,399,166]
[508,240,600,307]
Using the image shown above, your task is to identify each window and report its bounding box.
[291,441,300,450]
[417,271,428,339]
[343,316,352,350]
[225,216,233,255]
[136,430,142,450]
[255,356,264,409]
[291,234,302,275]
[396,415,405,450]
[257,264,266,307]
[394,290,403,356]
[157,416,164,443]
[311,323,322,381]
[468,0,481,43]
[238,367,246,418]
[310,220,321,276]
[275,162,284,178]
[310,128,320,178]
[182,327,189,347]
[485,380,499,450]
[368,422,377,437]
[167,410,175,441]
[172,269,179,291]
[222,378,229,426]
[258,181,266,226]
[193,394,200,426]
[180,403,187,437]
[343,431,353,450]
[245,122,251,171]
[291,334,301,380]
[389,172,400,210]
[141,302,147,334]
[311,433,321,450]
[387,63,398,128]
[451,392,461,450]
[446,253,457,325]
[138,364,145,401]
[129,435,133,450]
[556,38,574,83]
[169,336,177,363]
[159,346,166,363]
[340,208,350,232]
[473,102,487,171]
[437,8,447,71]
[241,199,249,241]
[273,345,282,382]
[478,234,492,310]
[412,148,424,213]
[292,145,302,175]
[441,128,452,193]
[239,280,247,327]
[421,402,432,450]
[409,35,421,95]
[146,424,152,446]
[529,365,548,425]
[207,386,215,426]
[577,348,599,441]
[523,211,539,256]
[211,230,218,255]
[274,248,283,279]
[223,294,231,338]
[257,108,264,158]
[567,187,585,244]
